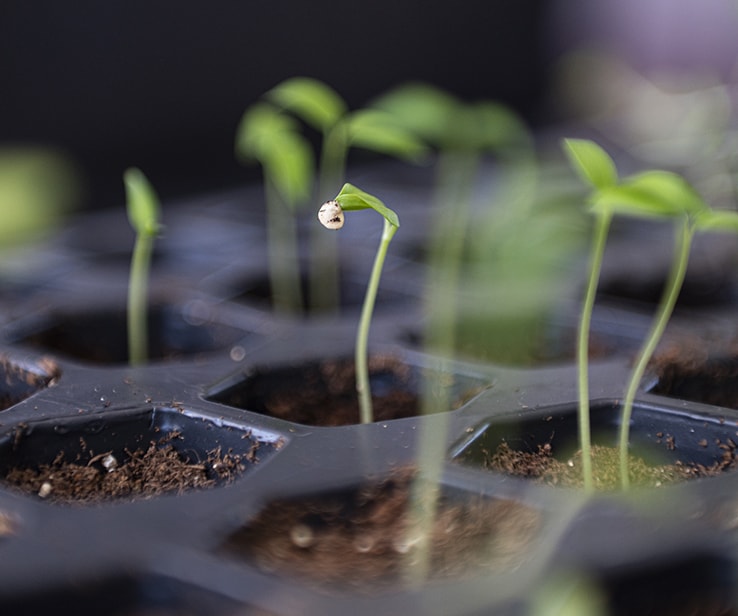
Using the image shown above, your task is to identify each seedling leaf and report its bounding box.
[235,103,314,209]
[591,171,706,219]
[562,138,618,190]
[124,168,161,237]
[694,209,738,233]
[266,77,347,133]
[334,183,399,228]
[346,109,429,161]
[369,82,459,146]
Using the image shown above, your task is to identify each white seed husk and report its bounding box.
[318,200,345,230]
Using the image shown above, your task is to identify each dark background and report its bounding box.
[0,1,551,210]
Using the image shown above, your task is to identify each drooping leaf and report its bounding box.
[124,168,162,237]
[346,109,429,161]
[234,103,314,209]
[334,182,399,228]
[234,103,300,162]
[266,77,347,133]
[260,131,314,209]
[562,138,618,190]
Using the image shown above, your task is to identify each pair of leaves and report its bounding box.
[124,168,162,237]
[267,77,427,162]
[563,137,738,233]
[371,82,531,153]
[562,138,707,220]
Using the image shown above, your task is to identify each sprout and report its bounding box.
[124,168,162,366]
[318,183,399,424]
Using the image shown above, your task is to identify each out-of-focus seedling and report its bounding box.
[235,103,314,314]
[267,77,426,311]
[563,138,726,490]
[318,183,399,424]
[124,168,163,366]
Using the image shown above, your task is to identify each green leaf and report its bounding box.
[694,209,738,233]
[234,103,314,209]
[562,138,618,190]
[591,171,706,219]
[124,168,161,237]
[334,183,400,228]
[260,131,314,209]
[266,77,347,133]
[346,109,429,161]
[234,103,300,162]
[471,101,532,152]
[369,82,459,146]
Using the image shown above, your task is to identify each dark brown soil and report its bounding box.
[219,355,422,426]
[2,432,252,504]
[221,468,540,594]
[484,442,738,490]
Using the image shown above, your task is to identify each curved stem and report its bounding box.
[128,233,154,366]
[578,212,612,492]
[619,218,692,489]
[356,218,398,424]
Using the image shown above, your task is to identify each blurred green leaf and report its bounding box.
[591,170,706,219]
[266,77,347,133]
[346,109,429,161]
[0,148,80,246]
[334,182,399,228]
[562,138,618,190]
[235,102,314,209]
[694,209,738,232]
[370,82,459,146]
[260,130,314,208]
[124,168,162,237]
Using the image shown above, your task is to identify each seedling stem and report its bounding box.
[318,183,399,424]
[124,168,162,366]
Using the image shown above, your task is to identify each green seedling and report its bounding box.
[235,103,314,314]
[267,77,426,311]
[563,138,726,490]
[373,83,535,584]
[124,168,163,366]
[590,169,710,489]
[318,183,399,424]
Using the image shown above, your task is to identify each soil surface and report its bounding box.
[484,442,738,490]
[221,468,540,593]
[219,355,431,427]
[2,432,252,504]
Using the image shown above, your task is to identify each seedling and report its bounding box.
[563,138,725,490]
[123,168,162,366]
[235,103,314,314]
[267,77,425,311]
[318,183,399,424]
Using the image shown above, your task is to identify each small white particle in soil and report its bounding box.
[38,482,52,498]
[102,454,118,472]
[290,523,315,548]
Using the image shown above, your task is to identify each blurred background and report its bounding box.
[2,0,738,213]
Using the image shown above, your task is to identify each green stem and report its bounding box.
[265,180,303,315]
[356,218,398,424]
[309,125,349,313]
[578,211,612,492]
[128,232,154,366]
[619,217,692,489]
